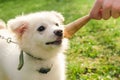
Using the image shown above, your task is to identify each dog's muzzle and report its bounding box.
[46,38,62,45]
[46,29,63,45]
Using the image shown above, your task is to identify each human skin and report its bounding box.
[90,0,120,20]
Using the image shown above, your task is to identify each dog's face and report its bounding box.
[8,11,68,59]
[31,16,64,47]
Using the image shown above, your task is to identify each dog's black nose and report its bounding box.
[54,30,63,37]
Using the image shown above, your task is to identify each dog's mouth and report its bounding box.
[46,38,62,45]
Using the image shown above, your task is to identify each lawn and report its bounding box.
[0,0,120,80]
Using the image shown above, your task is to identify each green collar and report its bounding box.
[26,52,43,60]
[18,50,44,70]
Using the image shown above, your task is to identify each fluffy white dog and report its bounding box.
[0,11,68,80]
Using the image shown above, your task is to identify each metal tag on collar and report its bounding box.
[38,67,51,74]
[18,50,24,70]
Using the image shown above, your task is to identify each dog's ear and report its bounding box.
[7,18,28,37]
[51,11,64,23]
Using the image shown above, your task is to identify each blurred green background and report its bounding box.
[0,0,120,80]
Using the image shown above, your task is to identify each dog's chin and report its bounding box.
[45,38,62,45]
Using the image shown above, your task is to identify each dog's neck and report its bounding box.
[18,50,52,74]
[18,50,44,70]
[24,51,53,74]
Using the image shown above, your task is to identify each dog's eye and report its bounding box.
[37,26,45,32]
[55,23,59,26]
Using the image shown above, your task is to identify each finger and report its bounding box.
[111,8,119,18]
[90,0,103,20]
[102,0,113,20]
[98,9,103,19]
[111,1,120,18]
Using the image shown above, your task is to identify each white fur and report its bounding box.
[0,20,6,28]
[0,11,68,80]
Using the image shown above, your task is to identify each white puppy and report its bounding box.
[0,11,68,80]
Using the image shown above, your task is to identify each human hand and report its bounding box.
[90,0,120,20]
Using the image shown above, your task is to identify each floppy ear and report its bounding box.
[51,11,64,23]
[7,18,28,37]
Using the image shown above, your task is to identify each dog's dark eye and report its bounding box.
[37,26,45,32]
[55,23,59,26]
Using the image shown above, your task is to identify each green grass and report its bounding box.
[0,0,120,80]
